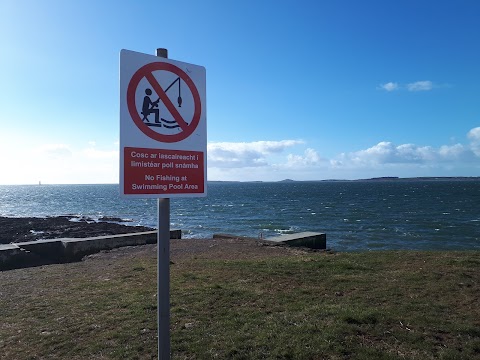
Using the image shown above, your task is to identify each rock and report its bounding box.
[0,216,154,244]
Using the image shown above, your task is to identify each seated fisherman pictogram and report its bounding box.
[142,88,160,123]
[140,79,185,129]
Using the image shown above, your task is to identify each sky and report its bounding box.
[1,0,479,184]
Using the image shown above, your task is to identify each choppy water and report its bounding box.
[0,180,479,251]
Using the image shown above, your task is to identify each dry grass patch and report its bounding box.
[1,240,479,359]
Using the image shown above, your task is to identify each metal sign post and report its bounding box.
[156,48,171,360]
[157,198,170,359]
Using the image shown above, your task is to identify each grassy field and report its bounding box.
[0,242,479,359]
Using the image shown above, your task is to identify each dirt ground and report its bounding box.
[83,235,311,265]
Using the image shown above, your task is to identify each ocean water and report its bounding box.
[0,180,479,251]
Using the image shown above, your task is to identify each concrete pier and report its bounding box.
[0,229,181,270]
[0,243,27,270]
[61,231,156,260]
[213,231,327,250]
[265,232,326,249]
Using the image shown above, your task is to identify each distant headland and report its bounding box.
[210,176,480,184]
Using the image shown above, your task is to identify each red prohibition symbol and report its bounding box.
[127,62,202,143]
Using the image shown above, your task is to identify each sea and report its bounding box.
[0,180,479,252]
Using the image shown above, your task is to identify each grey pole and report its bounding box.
[156,47,171,360]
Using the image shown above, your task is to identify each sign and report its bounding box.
[119,49,207,198]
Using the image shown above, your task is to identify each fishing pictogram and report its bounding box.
[141,75,184,128]
[127,62,201,143]
[142,88,160,123]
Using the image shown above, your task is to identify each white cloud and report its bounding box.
[223,140,304,154]
[379,82,399,92]
[0,141,119,184]
[207,129,480,181]
[286,148,325,167]
[332,133,478,169]
[208,140,303,168]
[467,127,480,156]
[83,145,118,159]
[438,144,466,158]
[36,144,72,159]
[468,127,480,141]
[380,80,437,92]
[406,80,434,92]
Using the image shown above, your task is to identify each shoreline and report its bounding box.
[0,215,154,245]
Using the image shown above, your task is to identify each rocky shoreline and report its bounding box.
[0,216,154,245]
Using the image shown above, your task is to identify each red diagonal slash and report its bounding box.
[145,72,189,131]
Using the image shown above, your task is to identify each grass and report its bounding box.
[1,249,479,359]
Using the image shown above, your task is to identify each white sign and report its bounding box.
[119,49,207,198]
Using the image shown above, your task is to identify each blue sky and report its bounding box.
[1,0,479,184]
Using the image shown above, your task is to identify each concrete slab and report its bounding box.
[0,243,20,251]
[1,229,182,269]
[266,232,326,249]
[62,231,156,260]
[0,243,38,270]
[212,233,256,240]
[61,229,181,260]
[16,238,65,261]
[213,232,327,250]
